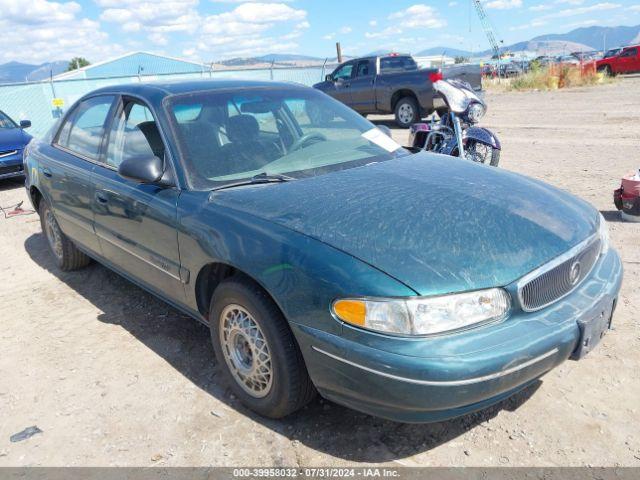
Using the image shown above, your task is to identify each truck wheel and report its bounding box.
[599,65,613,76]
[209,277,316,418]
[394,97,419,128]
[39,200,91,271]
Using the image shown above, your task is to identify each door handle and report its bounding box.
[42,168,52,178]
[95,192,109,204]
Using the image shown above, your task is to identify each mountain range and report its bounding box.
[2,24,639,83]
[0,61,68,84]
[416,25,640,57]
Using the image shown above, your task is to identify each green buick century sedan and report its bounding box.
[24,80,622,422]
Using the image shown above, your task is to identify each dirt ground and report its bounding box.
[0,76,639,467]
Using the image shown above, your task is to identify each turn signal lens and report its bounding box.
[332,300,366,326]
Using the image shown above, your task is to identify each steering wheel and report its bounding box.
[289,132,327,152]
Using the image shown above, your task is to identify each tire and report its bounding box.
[39,200,91,271]
[209,277,316,418]
[465,140,501,167]
[394,96,420,128]
[599,65,613,77]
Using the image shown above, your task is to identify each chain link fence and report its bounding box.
[0,65,331,138]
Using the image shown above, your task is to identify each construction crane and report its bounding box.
[472,0,503,59]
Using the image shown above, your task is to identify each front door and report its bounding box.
[92,98,185,303]
[329,62,356,105]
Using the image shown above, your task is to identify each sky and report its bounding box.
[1,0,639,65]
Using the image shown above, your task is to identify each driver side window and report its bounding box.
[333,63,354,81]
[105,101,165,169]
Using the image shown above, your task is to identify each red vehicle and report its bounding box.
[596,45,640,75]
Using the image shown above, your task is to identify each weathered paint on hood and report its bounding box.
[212,152,598,296]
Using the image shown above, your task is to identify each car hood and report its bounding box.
[213,152,598,296]
[0,128,30,150]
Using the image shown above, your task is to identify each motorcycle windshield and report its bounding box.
[434,80,482,113]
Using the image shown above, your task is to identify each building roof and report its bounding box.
[54,52,207,80]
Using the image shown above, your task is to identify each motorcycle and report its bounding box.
[408,78,501,166]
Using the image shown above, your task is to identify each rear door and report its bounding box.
[45,95,117,254]
[92,97,185,302]
[349,59,376,113]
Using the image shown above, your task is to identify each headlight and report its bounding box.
[598,213,609,255]
[466,102,486,123]
[332,288,511,336]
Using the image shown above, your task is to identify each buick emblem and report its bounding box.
[569,261,581,285]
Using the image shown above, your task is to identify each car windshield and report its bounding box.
[165,87,409,190]
[0,111,17,129]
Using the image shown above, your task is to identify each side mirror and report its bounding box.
[325,74,333,82]
[377,125,393,138]
[20,120,31,129]
[118,155,164,184]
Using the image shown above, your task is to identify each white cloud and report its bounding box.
[367,3,445,38]
[369,19,377,27]
[0,0,121,64]
[540,2,621,18]
[98,0,200,34]
[211,0,293,2]
[529,4,552,11]
[189,3,308,59]
[566,18,599,26]
[509,19,547,30]
[485,0,522,10]
[448,1,458,5]
[339,26,352,34]
[629,4,640,10]
[389,4,446,28]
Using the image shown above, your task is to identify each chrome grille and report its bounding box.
[518,236,601,312]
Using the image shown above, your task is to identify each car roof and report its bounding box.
[84,79,309,102]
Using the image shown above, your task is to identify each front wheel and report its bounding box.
[465,140,501,166]
[209,277,316,418]
[598,65,614,77]
[394,97,420,128]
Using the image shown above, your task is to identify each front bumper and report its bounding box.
[0,150,24,180]
[293,248,623,423]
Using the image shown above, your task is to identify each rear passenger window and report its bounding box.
[57,96,115,160]
[356,61,371,77]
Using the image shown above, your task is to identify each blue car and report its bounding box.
[24,80,622,422]
[0,110,31,180]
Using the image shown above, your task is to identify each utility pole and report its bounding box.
[336,42,343,64]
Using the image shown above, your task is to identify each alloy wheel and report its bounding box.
[398,104,414,124]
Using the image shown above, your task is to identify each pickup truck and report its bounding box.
[313,54,481,128]
[596,45,640,76]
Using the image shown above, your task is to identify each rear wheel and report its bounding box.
[209,277,315,418]
[394,97,420,128]
[40,200,91,271]
[465,140,500,167]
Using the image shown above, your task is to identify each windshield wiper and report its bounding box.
[211,172,295,192]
